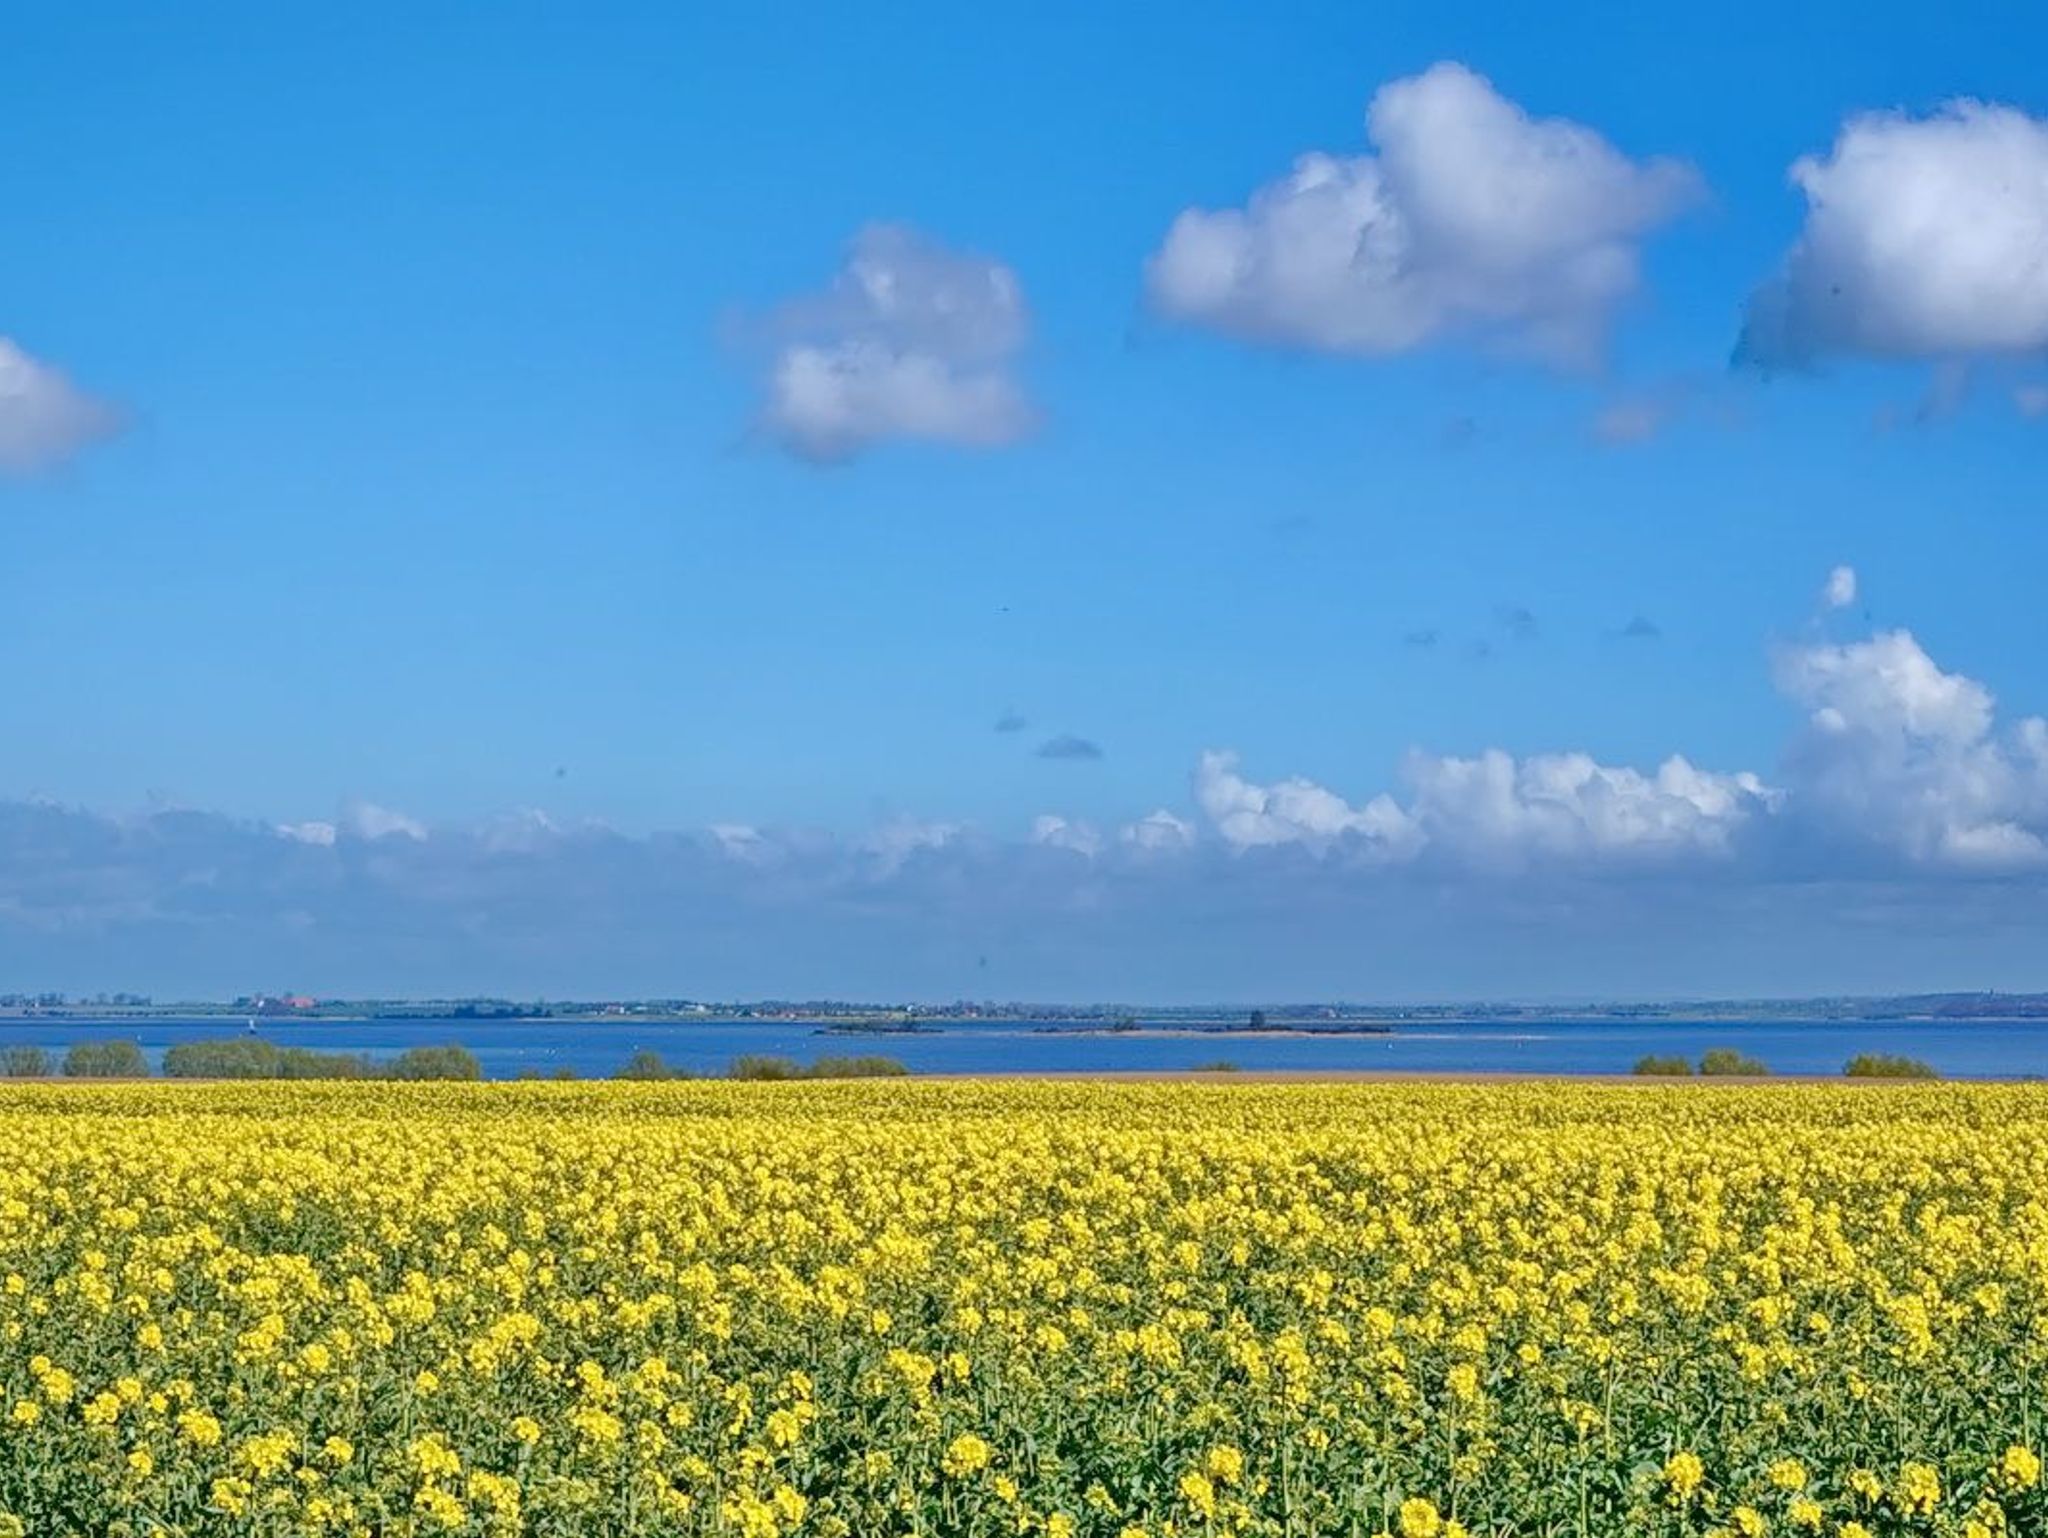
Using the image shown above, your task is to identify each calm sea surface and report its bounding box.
[4,1016,2048,1079]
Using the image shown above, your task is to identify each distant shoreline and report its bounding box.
[10,1010,2048,1029]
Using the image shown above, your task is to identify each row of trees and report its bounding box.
[617,1051,909,1081]
[0,1039,482,1080]
[1632,1048,1940,1079]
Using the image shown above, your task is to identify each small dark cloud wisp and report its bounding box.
[1618,616,1663,641]
[1036,735,1104,762]
[1404,629,1440,649]
[994,712,1028,734]
[1495,605,1539,641]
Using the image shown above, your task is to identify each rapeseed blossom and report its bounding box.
[0,1077,2039,1535]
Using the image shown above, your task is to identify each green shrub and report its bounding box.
[615,1050,683,1081]
[277,1046,374,1079]
[1631,1055,1695,1076]
[730,1053,909,1081]
[803,1055,908,1079]
[1844,1052,1939,1080]
[1698,1047,1769,1077]
[62,1039,148,1078]
[162,1038,371,1079]
[163,1038,280,1079]
[729,1055,801,1081]
[386,1044,481,1081]
[0,1045,51,1078]
[1191,1060,1243,1073]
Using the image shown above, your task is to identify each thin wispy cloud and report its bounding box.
[1590,398,1671,446]
[755,224,1035,462]
[0,339,118,474]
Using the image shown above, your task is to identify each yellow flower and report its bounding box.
[1205,1445,1245,1485]
[1663,1451,1705,1505]
[235,1431,295,1478]
[414,1485,466,1529]
[942,1432,992,1478]
[1895,1462,1941,1516]
[1999,1444,2041,1490]
[1767,1458,1807,1491]
[178,1409,223,1448]
[1399,1497,1444,1538]
[410,1432,463,1479]
[1179,1470,1217,1519]
[126,1448,154,1477]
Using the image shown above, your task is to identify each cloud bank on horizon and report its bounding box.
[10,574,2048,996]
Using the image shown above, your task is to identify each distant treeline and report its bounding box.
[1632,1048,1942,1079]
[0,1039,483,1081]
[0,1039,911,1083]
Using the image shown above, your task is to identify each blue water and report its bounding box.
[4,1016,2048,1079]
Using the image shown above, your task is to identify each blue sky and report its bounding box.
[5,2,2048,999]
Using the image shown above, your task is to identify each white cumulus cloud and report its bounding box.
[1194,750,1423,857]
[1147,62,1699,365]
[1193,745,1770,869]
[343,802,428,842]
[1740,99,2048,365]
[1775,629,2048,869]
[1120,809,1196,853]
[0,339,118,473]
[1403,750,1774,866]
[1823,564,1858,609]
[1030,814,1102,857]
[857,816,962,874]
[760,224,1034,461]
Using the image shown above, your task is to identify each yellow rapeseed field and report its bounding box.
[0,1079,2043,1537]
